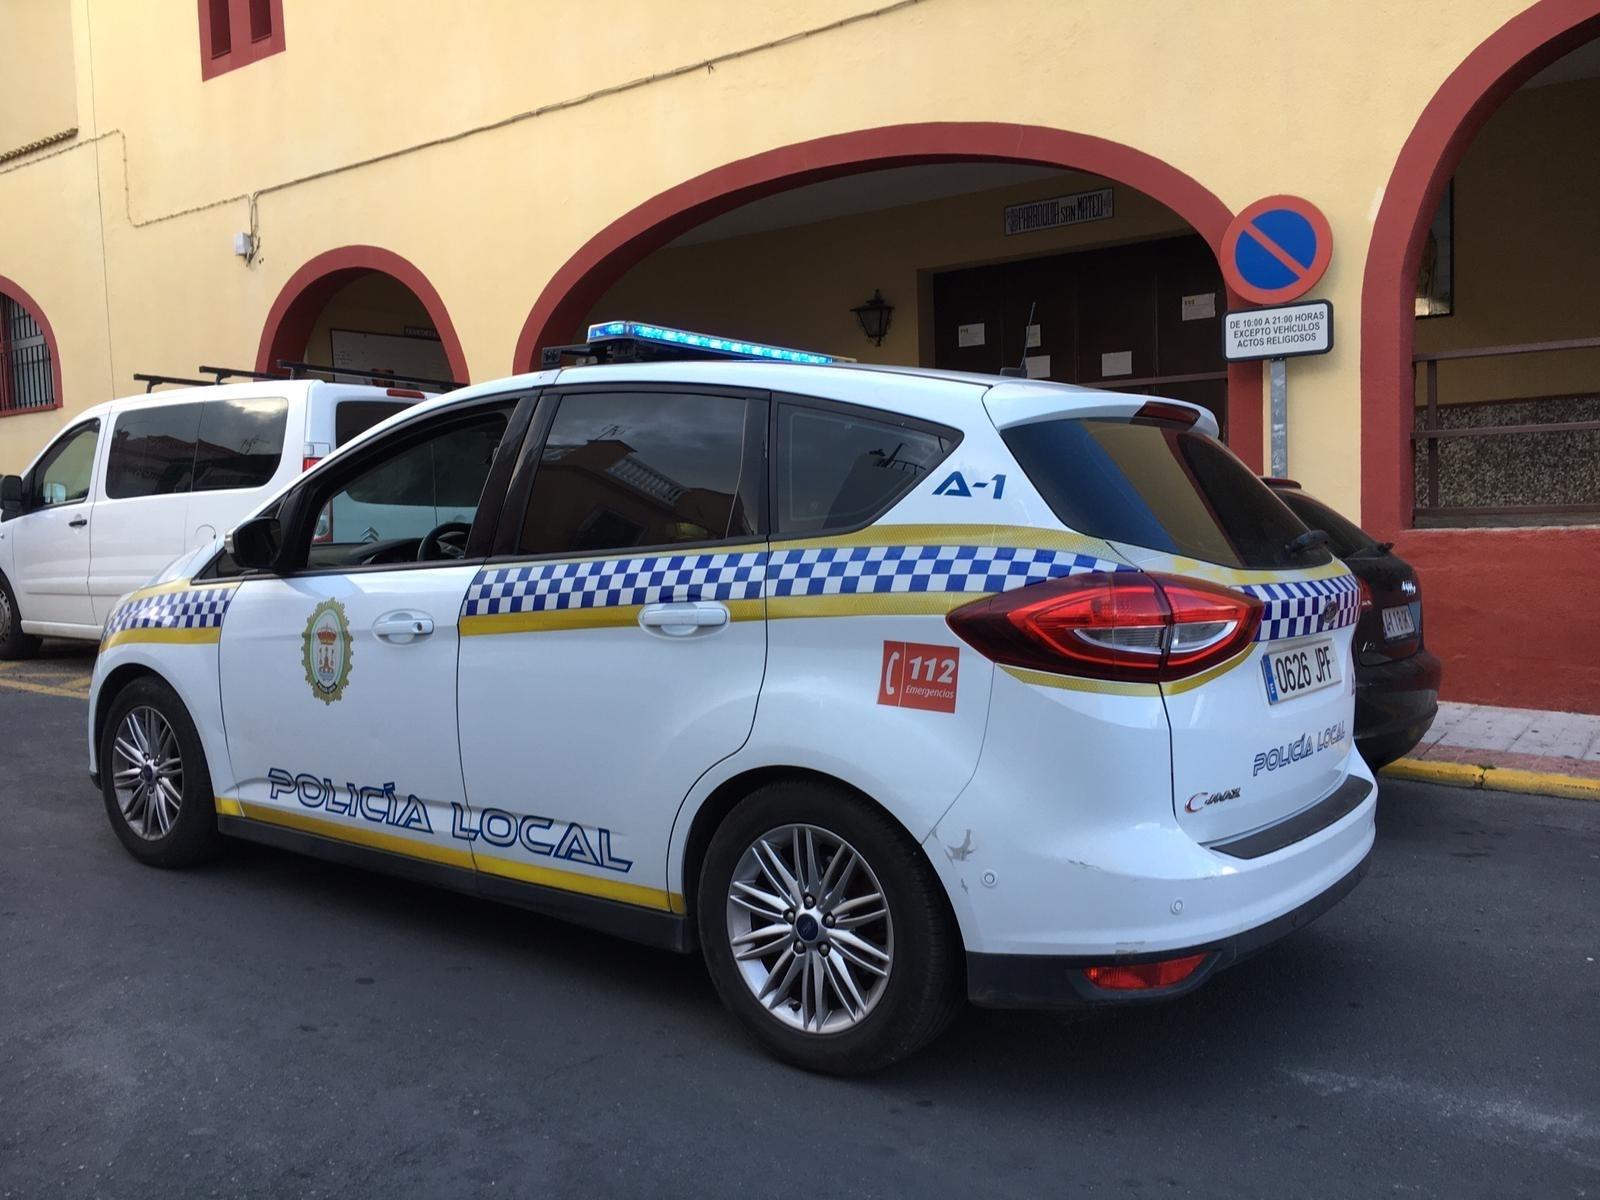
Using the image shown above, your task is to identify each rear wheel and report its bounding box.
[99,677,221,867]
[697,780,962,1074]
[0,574,41,660]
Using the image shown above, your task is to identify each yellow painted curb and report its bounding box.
[1383,757,1600,802]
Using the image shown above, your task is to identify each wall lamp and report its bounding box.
[851,290,894,346]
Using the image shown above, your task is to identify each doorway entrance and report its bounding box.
[931,233,1227,431]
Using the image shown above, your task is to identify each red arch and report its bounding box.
[0,274,64,417]
[513,122,1264,467]
[1361,0,1600,534]
[255,245,469,383]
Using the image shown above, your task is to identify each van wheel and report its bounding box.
[99,677,221,868]
[0,575,40,660]
[697,780,962,1075]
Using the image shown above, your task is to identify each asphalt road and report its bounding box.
[1,658,1597,1199]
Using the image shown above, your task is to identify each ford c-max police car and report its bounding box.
[88,322,1375,1074]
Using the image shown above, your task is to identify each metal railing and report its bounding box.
[0,297,56,414]
[1412,337,1600,524]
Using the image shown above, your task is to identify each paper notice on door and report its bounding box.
[957,323,985,347]
[1025,323,1042,349]
[1182,293,1217,321]
[1024,354,1051,379]
[1101,350,1133,377]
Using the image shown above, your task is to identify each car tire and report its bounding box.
[0,573,41,660]
[99,676,222,868]
[697,779,963,1075]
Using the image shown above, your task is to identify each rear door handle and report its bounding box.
[638,601,729,637]
[68,516,88,528]
[373,611,435,644]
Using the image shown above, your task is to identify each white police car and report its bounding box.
[89,322,1375,1073]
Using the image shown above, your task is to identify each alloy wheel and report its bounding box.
[725,823,894,1034]
[111,706,185,840]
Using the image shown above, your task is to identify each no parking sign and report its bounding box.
[1220,196,1332,305]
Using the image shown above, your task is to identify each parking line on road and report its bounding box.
[1384,757,1600,803]
[0,675,90,700]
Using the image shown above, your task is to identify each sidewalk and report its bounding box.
[1382,701,1600,801]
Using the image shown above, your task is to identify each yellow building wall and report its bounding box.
[588,170,1193,368]
[1412,76,1600,406]
[0,0,1553,522]
[0,0,77,155]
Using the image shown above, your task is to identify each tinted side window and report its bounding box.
[776,403,954,535]
[194,397,288,492]
[519,391,761,556]
[106,404,202,499]
[32,422,100,508]
[335,400,409,447]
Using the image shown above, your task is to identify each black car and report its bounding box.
[1265,478,1441,770]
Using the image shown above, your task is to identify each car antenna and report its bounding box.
[998,302,1036,378]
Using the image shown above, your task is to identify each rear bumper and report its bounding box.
[967,846,1372,1009]
[1355,648,1441,768]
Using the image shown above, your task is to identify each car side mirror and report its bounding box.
[226,516,283,572]
[0,474,21,522]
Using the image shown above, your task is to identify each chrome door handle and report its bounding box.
[373,611,435,644]
[638,601,729,637]
[68,516,88,528]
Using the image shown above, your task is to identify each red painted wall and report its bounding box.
[1395,527,1600,714]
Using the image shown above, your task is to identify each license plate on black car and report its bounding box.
[1381,605,1416,640]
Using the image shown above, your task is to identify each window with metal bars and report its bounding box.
[198,0,284,80]
[0,296,56,415]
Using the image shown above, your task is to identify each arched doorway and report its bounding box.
[256,245,469,386]
[1361,2,1600,534]
[514,123,1264,467]
[1360,0,1600,713]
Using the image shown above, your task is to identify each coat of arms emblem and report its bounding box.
[302,599,353,704]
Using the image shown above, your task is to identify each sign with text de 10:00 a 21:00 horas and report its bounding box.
[1222,300,1333,362]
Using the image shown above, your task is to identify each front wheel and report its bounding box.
[0,574,41,660]
[99,677,222,867]
[697,780,962,1074]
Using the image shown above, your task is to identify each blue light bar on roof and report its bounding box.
[585,320,838,366]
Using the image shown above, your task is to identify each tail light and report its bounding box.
[302,456,322,473]
[946,571,1262,683]
[1357,576,1374,610]
[1084,953,1208,991]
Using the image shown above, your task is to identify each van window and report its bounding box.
[776,403,954,535]
[336,400,409,447]
[31,421,100,508]
[194,398,287,492]
[518,390,762,556]
[106,404,202,499]
[1001,417,1326,570]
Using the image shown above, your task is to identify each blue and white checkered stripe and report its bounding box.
[764,544,1126,596]
[464,545,1129,616]
[105,586,236,638]
[1240,574,1361,642]
[464,551,768,615]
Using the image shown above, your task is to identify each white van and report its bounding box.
[0,379,425,657]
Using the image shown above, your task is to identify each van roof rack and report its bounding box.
[132,373,212,393]
[198,364,285,384]
[277,359,462,392]
[541,320,846,369]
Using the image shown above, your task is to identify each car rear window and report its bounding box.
[335,400,409,447]
[1001,417,1327,570]
[1274,489,1379,558]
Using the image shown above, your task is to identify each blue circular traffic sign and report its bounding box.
[1220,196,1333,305]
